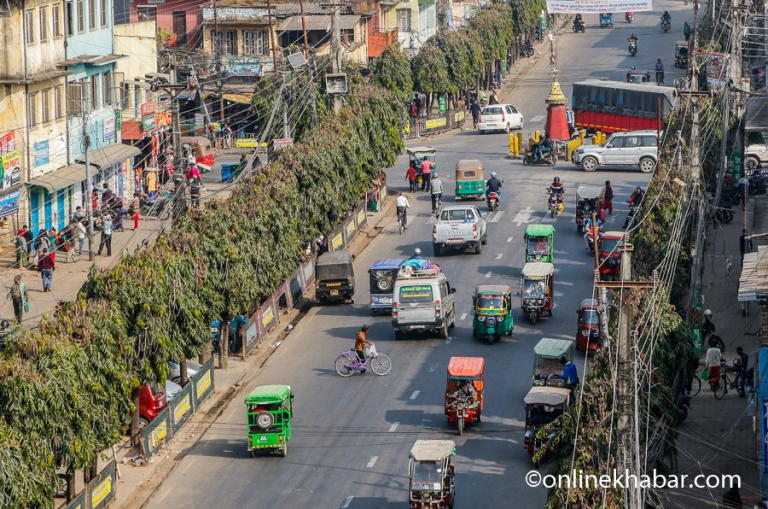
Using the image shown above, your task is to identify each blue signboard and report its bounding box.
[33,140,49,168]
[0,189,21,218]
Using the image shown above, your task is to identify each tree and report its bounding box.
[412,43,452,110]
[372,45,414,102]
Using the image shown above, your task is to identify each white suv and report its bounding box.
[574,130,658,173]
[477,104,524,133]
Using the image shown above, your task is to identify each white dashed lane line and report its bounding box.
[410,390,420,400]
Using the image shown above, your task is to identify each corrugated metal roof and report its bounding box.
[279,14,361,31]
[738,246,768,301]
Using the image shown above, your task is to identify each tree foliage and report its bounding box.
[372,45,414,102]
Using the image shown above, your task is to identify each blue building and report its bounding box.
[28,0,138,234]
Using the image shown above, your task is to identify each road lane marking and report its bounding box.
[410,390,420,400]
[427,215,438,224]
[529,115,545,123]
[488,211,505,223]
[429,363,439,372]
[389,422,400,432]
[485,271,492,278]
[341,496,354,508]
[513,207,535,226]
[541,214,558,223]
[460,312,467,320]
[367,456,378,468]
[507,236,513,243]
[496,253,503,259]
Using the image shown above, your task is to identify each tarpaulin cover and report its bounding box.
[572,80,676,119]
[401,259,441,272]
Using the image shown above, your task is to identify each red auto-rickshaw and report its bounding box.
[575,299,601,351]
[445,357,484,435]
[181,136,215,169]
[598,231,624,280]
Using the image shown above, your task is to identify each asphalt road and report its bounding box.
[146,4,691,508]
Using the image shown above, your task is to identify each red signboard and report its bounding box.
[141,102,156,118]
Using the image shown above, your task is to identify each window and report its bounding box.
[65,2,73,35]
[641,135,657,147]
[76,0,84,33]
[341,29,354,44]
[27,93,37,127]
[172,11,187,46]
[39,6,48,42]
[88,0,95,29]
[41,88,50,124]
[100,0,107,27]
[623,136,640,148]
[102,72,111,105]
[54,85,63,119]
[243,30,268,55]
[90,76,99,110]
[137,6,156,21]
[608,137,624,148]
[212,30,237,55]
[52,4,61,37]
[396,8,411,32]
[68,82,84,117]
[24,9,34,45]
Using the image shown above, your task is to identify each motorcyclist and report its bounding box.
[661,10,671,25]
[534,132,552,161]
[396,192,410,229]
[573,13,584,29]
[629,186,645,207]
[703,309,716,340]
[628,32,639,43]
[486,172,503,205]
[409,248,425,261]
[655,59,665,84]
[547,176,564,195]
[584,216,604,249]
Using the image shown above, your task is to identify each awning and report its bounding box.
[28,163,88,193]
[738,246,768,301]
[90,54,128,66]
[223,93,253,105]
[76,143,141,170]
[279,14,361,32]
[58,55,100,66]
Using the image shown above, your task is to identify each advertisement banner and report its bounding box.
[170,383,193,431]
[546,0,653,12]
[192,358,214,407]
[236,138,261,148]
[344,217,356,242]
[140,102,156,117]
[0,132,20,191]
[104,118,116,141]
[141,407,169,460]
[425,118,447,130]
[261,302,276,331]
[87,461,117,509]
[142,115,157,131]
[0,190,22,218]
[331,228,344,251]
[33,141,49,167]
[156,111,172,128]
[692,49,729,88]
[228,58,262,77]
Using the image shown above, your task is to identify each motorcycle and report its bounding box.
[623,203,639,228]
[714,194,735,224]
[547,188,565,218]
[572,20,586,33]
[661,19,671,32]
[750,173,768,195]
[523,147,557,167]
[625,11,634,23]
[487,191,501,211]
[628,41,637,56]
[521,41,535,57]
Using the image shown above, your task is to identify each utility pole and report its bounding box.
[283,86,291,139]
[331,2,342,114]
[299,0,310,61]
[266,0,280,76]
[81,88,95,261]
[595,241,656,509]
[213,0,225,125]
[169,63,185,225]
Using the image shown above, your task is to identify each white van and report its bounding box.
[392,268,456,339]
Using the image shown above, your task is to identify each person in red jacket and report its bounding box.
[38,247,55,292]
[405,162,417,193]
[602,180,614,215]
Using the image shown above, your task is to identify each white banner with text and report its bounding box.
[546,0,653,13]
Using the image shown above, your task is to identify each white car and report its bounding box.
[168,360,203,384]
[477,104,524,133]
[573,130,658,173]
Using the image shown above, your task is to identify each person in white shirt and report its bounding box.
[705,338,722,389]
[396,192,410,229]
[430,176,444,214]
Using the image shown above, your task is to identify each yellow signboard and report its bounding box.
[195,370,211,400]
[331,231,343,250]
[425,118,447,129]
[261,306,275,327]
[149,420,168,448]
[356,208,365,226]
[454,111,465,122]
[173,393,192,424]
[91,477,113,507]
[345,220,356,238]
[236,138,267,148]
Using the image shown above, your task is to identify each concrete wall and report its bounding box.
[0,6,24,79]
[131,0,206,46]
[114,20,157,121]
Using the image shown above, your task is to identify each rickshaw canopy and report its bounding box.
[580,298,599,309]
[524,224,555,238]
[447,357,485,379]
[522,262,554,278]
[245,384,292,404]
[577,186,602,200]
[369,259,403,272]
[407,147,437,159]
[534,338,574,359]
[524,386,571,406]
[455,159,484,176]
[316,250,354,279]
[410,440,456,462]
[474,284,512,295]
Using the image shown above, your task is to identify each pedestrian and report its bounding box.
[6,274,28,323]
[63,220,79,263]
[38,248,54,292]
[47,228,59,265]
[602,180,614,215]
[97,214,113,256]
[705,337,722,390]
[430,174,444,214]
[405,162,418,193]
[470,100,482,128]
[740,229,753,265]
[420,92,427,117]
[683,21,691,42]
[114,206,125,232]
[73,206,86,223]
[76,220,86,256]
[132,209,140,230]
[654,59,665,85]
[738,175,748,210]
[223,123,233,149]
[190,179,201,208]
[14,229,26,269]
[186,163,202,182]
[722,486,742,508]
[420,156,432,191]
[735,346,749,397]
[33,229,50,267]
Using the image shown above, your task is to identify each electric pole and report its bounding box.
[266,0,280,76]
[81,89,95,261]
[331,2,342,114]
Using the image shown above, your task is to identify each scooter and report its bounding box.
[523,147,557,167]
[628,41,637,56]
[547,189,565,218]
[625,12,634,23]
[487,191,501,211]
[521,41,535,57]
[661,19,671,32]
[572,19,586,33]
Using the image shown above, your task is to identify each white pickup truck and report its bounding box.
[432,205,488,256]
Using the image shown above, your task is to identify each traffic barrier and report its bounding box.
[329,226,345,251]
[191,358,215,409]
[141,407,170,462]
[65,490,86,509]
[87,460,117,509]
[169,382,194,432]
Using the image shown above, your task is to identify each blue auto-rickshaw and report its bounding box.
[599,13,613,27]
[369,259,404,315]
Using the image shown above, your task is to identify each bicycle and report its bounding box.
[397,208,406,235]
[334,343,392,377]
[712,359,745,399]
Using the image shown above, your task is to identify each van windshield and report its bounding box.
[399,285,434,303]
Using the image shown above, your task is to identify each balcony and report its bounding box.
[368,28,399,58]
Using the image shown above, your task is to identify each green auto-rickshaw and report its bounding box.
[472,285,514,343]
[246,384,293,457]
[455,159,485,201]
[524,224,555,263]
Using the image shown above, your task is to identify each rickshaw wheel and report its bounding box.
[458,417,464,436]
[280,445,287,457]
[249,450,257,458]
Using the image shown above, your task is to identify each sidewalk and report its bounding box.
[51,190,395,508]
[664,201,762,508]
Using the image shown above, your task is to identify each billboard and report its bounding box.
[546,0,653,13]
[228,58,262,77]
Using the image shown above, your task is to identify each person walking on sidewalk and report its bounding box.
[6,275,28,323]
[98,214,113,256]
[47,228,59,265]
[740,229,753,265]
[405,162,418,193]
[14,229,27,269]
[735,346,749,397]
[75,220,86,256]
[420,156,432,191]
[63,220,79,263]
[470,100,482,128]
[602,180,614,215]
[33,229,51,268]
[38,248,54,292]
[128,193,140,231]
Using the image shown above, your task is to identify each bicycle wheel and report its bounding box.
[690,374,701,397]
[713,377,725,399]
[399,219,403,235]
[736,376,746,397]
[370,354,392,376]
[335,353,355,377]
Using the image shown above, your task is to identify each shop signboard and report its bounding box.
[0,189,21,218]
[33,141,49,167]
[274,138,294,150]
[0,132,20,190]
[141,102,156,117]
[425,118,447,130]
[228,58,262,78]
[156,111,172,128]
[104,118,116,141]
[142,115,157,131]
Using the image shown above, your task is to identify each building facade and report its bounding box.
[124,0,206,47]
